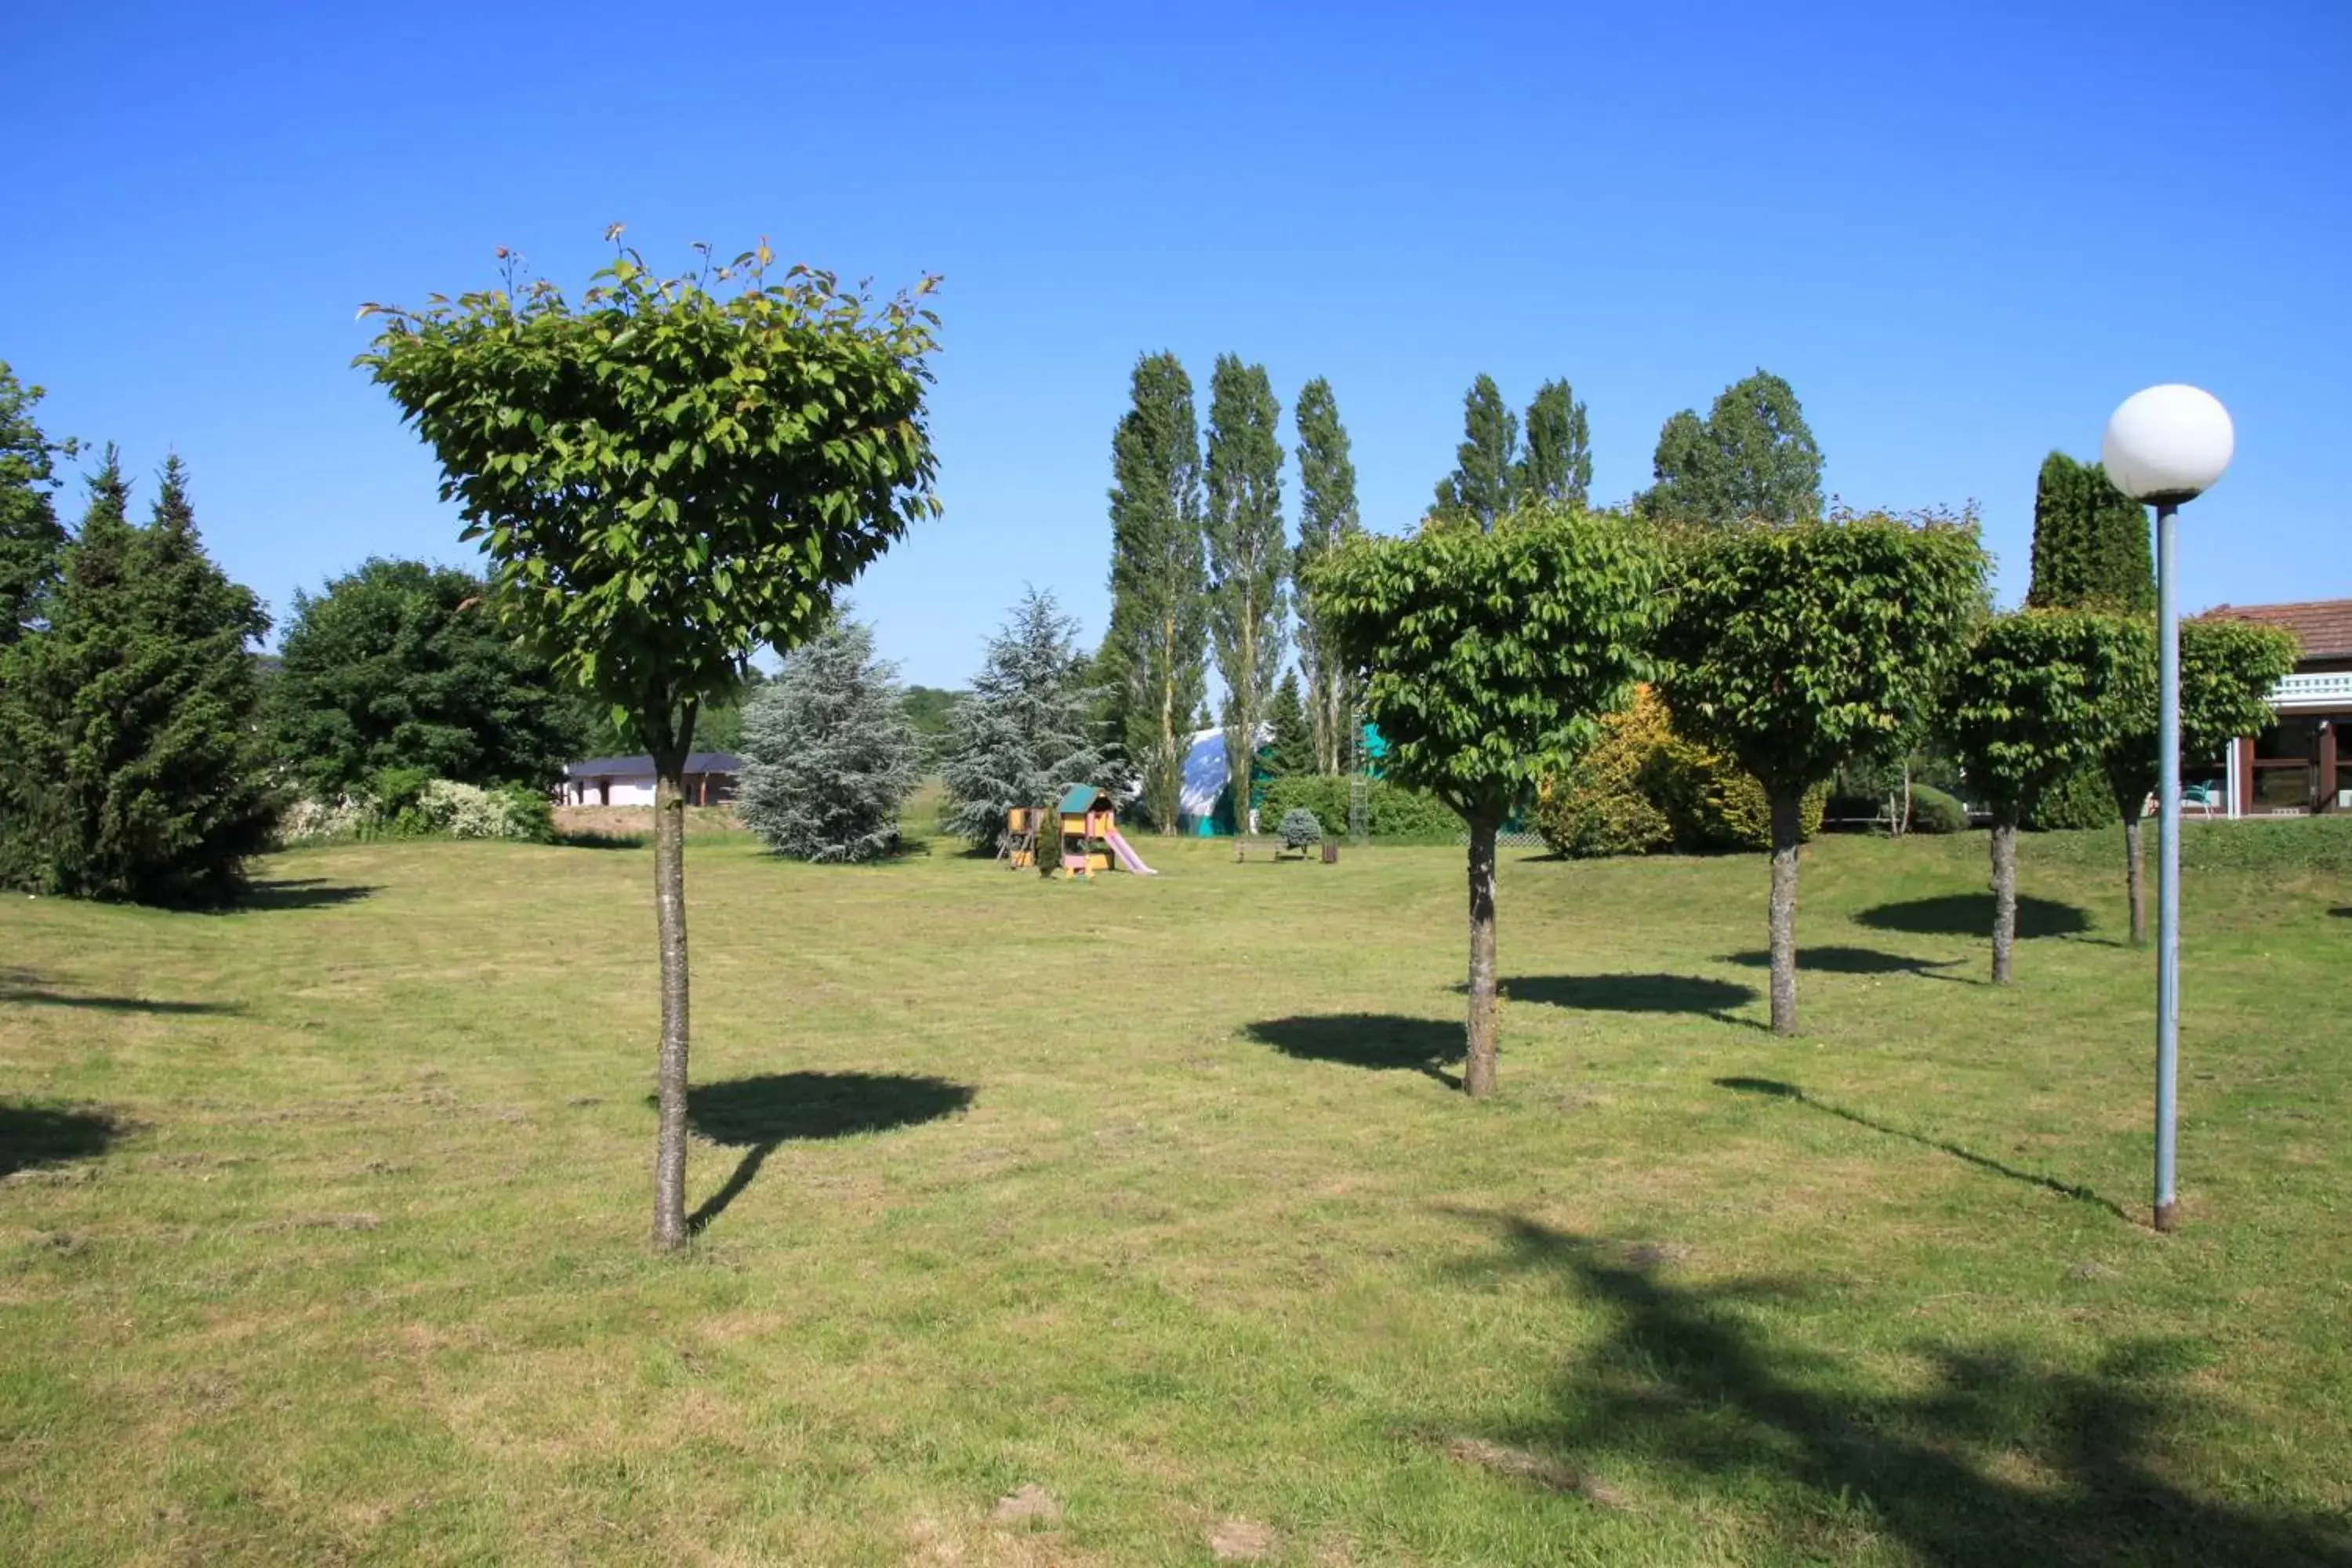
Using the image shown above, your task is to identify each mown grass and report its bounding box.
[2,825,2347,1566]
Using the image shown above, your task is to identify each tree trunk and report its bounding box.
[651,757,693,1250]
[1767,786,1802,1036]
[2124,815,2148,948]
[1991,816,2019,986]
[1463,816,1500,1098]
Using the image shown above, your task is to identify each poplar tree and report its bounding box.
[1205,355,1287,816]
[1518,379,1592,506]
[1431,373,1519,530]
[1291,376,1361,774]
[1105,352,1207,833]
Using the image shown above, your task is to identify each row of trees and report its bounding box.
[0,366,278,906]
[1311,487,2292,1095]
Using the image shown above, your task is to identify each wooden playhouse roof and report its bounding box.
[1058,784,1106,815]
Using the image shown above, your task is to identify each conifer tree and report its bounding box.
[738,618,920,863]
[2025,452,2155,613]
[1105,353,1208,833]
[940,590,1105,849]
[1431,374,1519,530]
[1262,668,1313,780]
[1518,379,1592,506]
[1291,376,1361,775]
[0,363,73,645]
[1205,356,1287,818]
[0,451,276,906]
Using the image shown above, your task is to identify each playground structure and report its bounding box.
[1004,786,1156,878]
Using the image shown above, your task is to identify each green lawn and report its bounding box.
[2,826,2348,1566]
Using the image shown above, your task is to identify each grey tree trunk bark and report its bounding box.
[651,758,693,1251]
[1991,816,2019,986]
[2124,816,2148,947]
[1767,786,1802,1036]
[1464,817,1500,1098]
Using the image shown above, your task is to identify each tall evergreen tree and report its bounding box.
[1291,376,1361,775]
[1104,352,1208,833]
[1431,373,1519,530]
[0,363,74,646]
[1518,379,1592,506]
[2025,452,2155,613]
[737,618,920,863]
[0,451,276,906]
[940,590,1105,849]
[1261,667,1313,780]
[1205,355,1287,817]
[1642,370,1823,527]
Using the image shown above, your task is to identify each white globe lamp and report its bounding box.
[2102,383,2234,504]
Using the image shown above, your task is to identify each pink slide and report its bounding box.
[1102,827,1159,876]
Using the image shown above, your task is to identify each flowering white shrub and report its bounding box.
[416,779,536,840]
[281,794,376,843]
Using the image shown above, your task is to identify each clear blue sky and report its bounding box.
[5,1,2346,687]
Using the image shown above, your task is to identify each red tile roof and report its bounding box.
[2200,599,2352,662]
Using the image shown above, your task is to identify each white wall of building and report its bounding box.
[570,775,659,807]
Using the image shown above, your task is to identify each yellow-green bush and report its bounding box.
[1537,686,1823,857]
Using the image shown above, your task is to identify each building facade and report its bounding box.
[561,752,743,808]
[2205,600,2352,818]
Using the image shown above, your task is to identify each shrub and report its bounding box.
[1534,685,1821,856]
[2026,761,2114,831]
[1276,808,1323,851]
[281,794,374,844]
[1907,783,1969,834]
[1255,775,1458,841]
[416,779,543,840]
[1534,688,1674,858]
[494,783,556,844]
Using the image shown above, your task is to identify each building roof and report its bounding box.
[564,752,744,779]
[1058,784,1106,815]
[2201,599,2352,662]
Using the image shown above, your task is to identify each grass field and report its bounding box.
[2,822,2348,1566]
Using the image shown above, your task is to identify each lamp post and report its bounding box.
[2101,383,2235,1233]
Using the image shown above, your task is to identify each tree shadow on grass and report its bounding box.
[1715,1076,2126,1220]
[234,877,378,913]
[0,968,239,1016]
[1246,1015,1465,1088]
[550,830,647,851]
[1722,946,1969,981]
[663,1072,975,1233]
[0,1102,126,1179]
[1446,1212,2352,1566]
[1501,974,1761,1026]
[2331,907,2350,920]
[1855,893,2089,939]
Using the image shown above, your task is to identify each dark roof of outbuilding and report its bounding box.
[2201,599,2352,662]
[564,752,743,779]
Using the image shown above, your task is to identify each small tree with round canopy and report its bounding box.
[1307,504,1665,1097]
[358,233,941,1251]
[2097,617,2297,945]
[1941,610,2137,983]
[1655,514,1986,1034]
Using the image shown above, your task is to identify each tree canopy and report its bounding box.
[0,363,74,646]
[1641,371,1823,528]
[737,617,920,863]
[270,557,589,797]
[1517,379,1592,507]
[940,589,1105,849]
[1431,374,1519,530]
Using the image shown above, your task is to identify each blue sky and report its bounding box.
[4,1,2346,687]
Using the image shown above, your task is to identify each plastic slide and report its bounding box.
[1102,827,1159,876]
